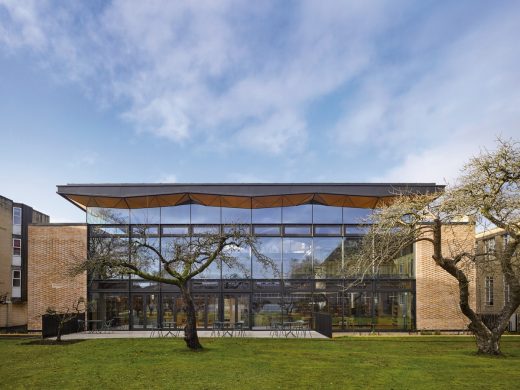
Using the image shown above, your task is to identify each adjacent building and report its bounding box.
[476,228,519,331]
[0,195,49,330]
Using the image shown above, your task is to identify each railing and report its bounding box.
[313,312,332,338]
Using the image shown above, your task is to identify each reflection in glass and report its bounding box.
[223,295,250,326]
[344,292,373,330]
[344,207,372,224]
[222,207,251,224]
[161,205,190,224]
[130,208,161,225]
[314,226,341,235]
[283,293,313,323]
[253,226,280,235]
[131,237,160,278]
[162,226,189,235]
[252,293,282,328]
[343,237,363,275]
[252,207,281,224]
[283,238,312,279]
[314,237,343,278]
[89,237,129,279]
[374,292,413,330]
[222,245,251,279]
[88,293,130,330]
[87,207,130,224]
[252,237,281,278]
[284,226,311,235]
[191,204,220,224]
[282,204,312,224]
[313,205,342,223]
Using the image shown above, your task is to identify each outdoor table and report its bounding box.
[87,320,103,333]
[214,321,233,337]
[163,322,180,337]
[281,322,299,338]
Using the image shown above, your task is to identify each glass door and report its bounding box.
[131,294,159,329]
[223,295,250,328]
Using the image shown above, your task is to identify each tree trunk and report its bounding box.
[473,326,501,355]
[180,282,203,350]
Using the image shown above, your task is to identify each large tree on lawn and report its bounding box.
[350,139,519,355]
[77,224,274,350]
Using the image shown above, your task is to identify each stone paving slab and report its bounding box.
[56,330,327,340]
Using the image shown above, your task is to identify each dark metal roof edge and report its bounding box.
[58,182,443,187]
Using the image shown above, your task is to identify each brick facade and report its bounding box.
[415,223,476,330]
[27,225,87,331]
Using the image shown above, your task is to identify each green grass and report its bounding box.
[1,336,520,389]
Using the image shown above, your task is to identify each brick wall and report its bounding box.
[27,225,87,331]
[415,223,476,330]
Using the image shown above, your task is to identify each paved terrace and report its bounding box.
[55,330,327,340]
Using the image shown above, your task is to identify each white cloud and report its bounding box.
[0,0,399,155]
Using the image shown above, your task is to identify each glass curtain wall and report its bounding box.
[87,202,416,331]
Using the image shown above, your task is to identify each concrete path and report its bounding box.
[56,330,327,340]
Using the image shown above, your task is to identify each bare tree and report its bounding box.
[46,297,87,342]
[350,139,519,355]
[75,224,275,350]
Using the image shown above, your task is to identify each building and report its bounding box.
[27,183,476,332]
[0,195,49,331]
[476,228,519,331]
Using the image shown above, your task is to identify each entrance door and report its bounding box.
[131,294,159,329]
[223,295,250,328]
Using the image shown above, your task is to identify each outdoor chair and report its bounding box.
[233,322,245,337]
[101,319,114,334]
[211,322,222,337]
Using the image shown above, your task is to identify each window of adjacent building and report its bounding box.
[485,276,494,305]
[13,207,22,225]
[484,238,496,258]
[13,238,21,256]
[12,270,21,287]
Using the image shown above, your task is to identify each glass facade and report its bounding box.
[87,203,415,331]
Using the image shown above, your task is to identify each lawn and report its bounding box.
[1,336,520,389]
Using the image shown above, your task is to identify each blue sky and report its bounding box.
[0,0,519,222]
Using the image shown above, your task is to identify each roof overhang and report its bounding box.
[56,183,445,211]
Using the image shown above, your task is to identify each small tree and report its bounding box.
[76,224,274,350]
[46,297,87,342]
[351,139,519,355]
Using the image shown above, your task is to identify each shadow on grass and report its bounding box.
[21,339,86,346]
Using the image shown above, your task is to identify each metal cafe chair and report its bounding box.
[101,319,114,334]
[211,322,222,337]
[233,321,245,337]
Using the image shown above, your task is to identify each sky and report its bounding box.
[0,0,519,223]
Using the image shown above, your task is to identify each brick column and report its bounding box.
[415,223,476,330]
[27,225,87,331]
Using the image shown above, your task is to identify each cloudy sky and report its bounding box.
[0,0,518,222]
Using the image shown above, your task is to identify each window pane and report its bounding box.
[222,245,251,279]
[192,226,219,235]
[284,226,311,235]
[314,226,341,235]
[314,237,343,278]
[344,207,372,224]
[252,207,281,224]
[161,205,190,224]
[253,237,281,278]
[162,226,189,235]
[222,207,251,224]
[13,207,22,225]
[283,238,313,279]
[253,226,280,236]
[313,205,342,224]
[87,207,130,224]
[282,205,312,224]
[191,204,220,224]
[130,208,161,225]
[131,237,160,277]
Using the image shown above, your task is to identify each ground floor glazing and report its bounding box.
[88,279,415,332]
